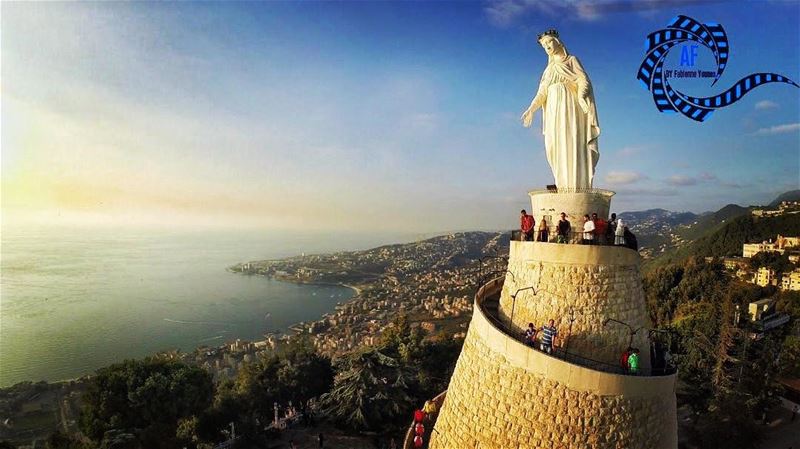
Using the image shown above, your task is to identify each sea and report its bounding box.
[0,225,414,387]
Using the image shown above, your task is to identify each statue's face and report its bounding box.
[539,36,560,56]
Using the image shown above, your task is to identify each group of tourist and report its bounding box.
[522,320,559,354]
[519,210,638,250]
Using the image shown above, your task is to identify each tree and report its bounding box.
[235,352,283,420]
[276,337,334,405]
[711,295,737,392]
[643,263,684,326]
[776,290,800,318]
[234,337,333,422]
[749,251,794,273]
[375,315,462,402]
[319,347,415,431]
[79,358,213,449]
[691,391,762,449]
[781,335,800,377]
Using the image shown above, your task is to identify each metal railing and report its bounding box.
[528,187,615,195]
[511,229,630,246]
[477,278,676,377]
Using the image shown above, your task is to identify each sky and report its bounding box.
[2,0,799,233]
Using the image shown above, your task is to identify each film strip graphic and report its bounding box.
[637,15,798,122]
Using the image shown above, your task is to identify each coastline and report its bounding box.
[227,269,364,336]
[1,271,353,389]
[228,265,363,301]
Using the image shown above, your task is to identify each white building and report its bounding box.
[781,269,800,291]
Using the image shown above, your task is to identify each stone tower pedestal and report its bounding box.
[428,191,677,449]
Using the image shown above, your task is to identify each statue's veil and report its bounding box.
[540,36,569,65]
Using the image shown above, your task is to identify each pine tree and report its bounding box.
[319,348,414,431]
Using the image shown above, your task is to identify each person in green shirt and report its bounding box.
[627,348,640,375]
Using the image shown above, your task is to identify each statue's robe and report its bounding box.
[531,55,600,190]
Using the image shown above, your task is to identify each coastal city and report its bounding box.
[4,2,800,448]
[229,231,507,358]
[0,232,506,446]
[3,205,800,446]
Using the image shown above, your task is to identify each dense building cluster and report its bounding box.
[751,201,800,217]
[708,234,800,291]
[232,232,506,357]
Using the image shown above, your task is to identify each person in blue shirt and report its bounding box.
[539,319,558,354]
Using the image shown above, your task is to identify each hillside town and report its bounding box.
[706,234,800,290]
[230,232,506,357]
[3,214,799,447]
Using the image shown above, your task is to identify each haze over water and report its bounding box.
[0,226,413,387]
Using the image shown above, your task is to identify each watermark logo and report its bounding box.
[637,15,798,122]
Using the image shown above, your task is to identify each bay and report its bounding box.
[0,225,412,387]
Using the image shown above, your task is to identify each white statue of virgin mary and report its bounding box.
[521,30,600,190]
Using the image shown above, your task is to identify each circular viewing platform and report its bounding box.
[426,275,678,449]
[477,276,674,378]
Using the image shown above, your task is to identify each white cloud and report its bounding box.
[614,187,679,197]
[698,172,717,182]
[605,171,645,185]
[754,100,779,110]
[666,175,697,186]
[484,0,603,26]
[615,145,643,157]
[484,0,533,27]
[484,0,722,26]
[751,123,800,136]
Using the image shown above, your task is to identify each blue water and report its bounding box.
[0,225,412,387]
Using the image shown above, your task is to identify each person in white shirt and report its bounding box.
[615,217,626,245]
[582,214,595,245]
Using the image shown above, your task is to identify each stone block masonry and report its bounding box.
[429,191,676,448]
[499,242,651,368]
[429,299,677,449]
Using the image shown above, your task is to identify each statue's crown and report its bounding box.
[537,29,559,41]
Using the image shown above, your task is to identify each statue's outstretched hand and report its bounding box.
[521,108,534,128]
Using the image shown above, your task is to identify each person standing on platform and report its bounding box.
[627,348,640,375]
[520,209,535,241]
[423,399,438,423]
[557,212,571,243]
[620,347,631,373]
[592,213,607,245]
[607,213,617,243]
[582,214,595,245]
[539,319,558,354]
[524,323,538,347]
[615,217,626,245]
[538,217,549,242]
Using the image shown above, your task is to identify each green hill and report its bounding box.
[675,203,750,242]
[769,189,800,207]
[645,212,800,270]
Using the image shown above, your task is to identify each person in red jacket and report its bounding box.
[520,209,535,241]
[592,213,607,245]
[620,347,631,373]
